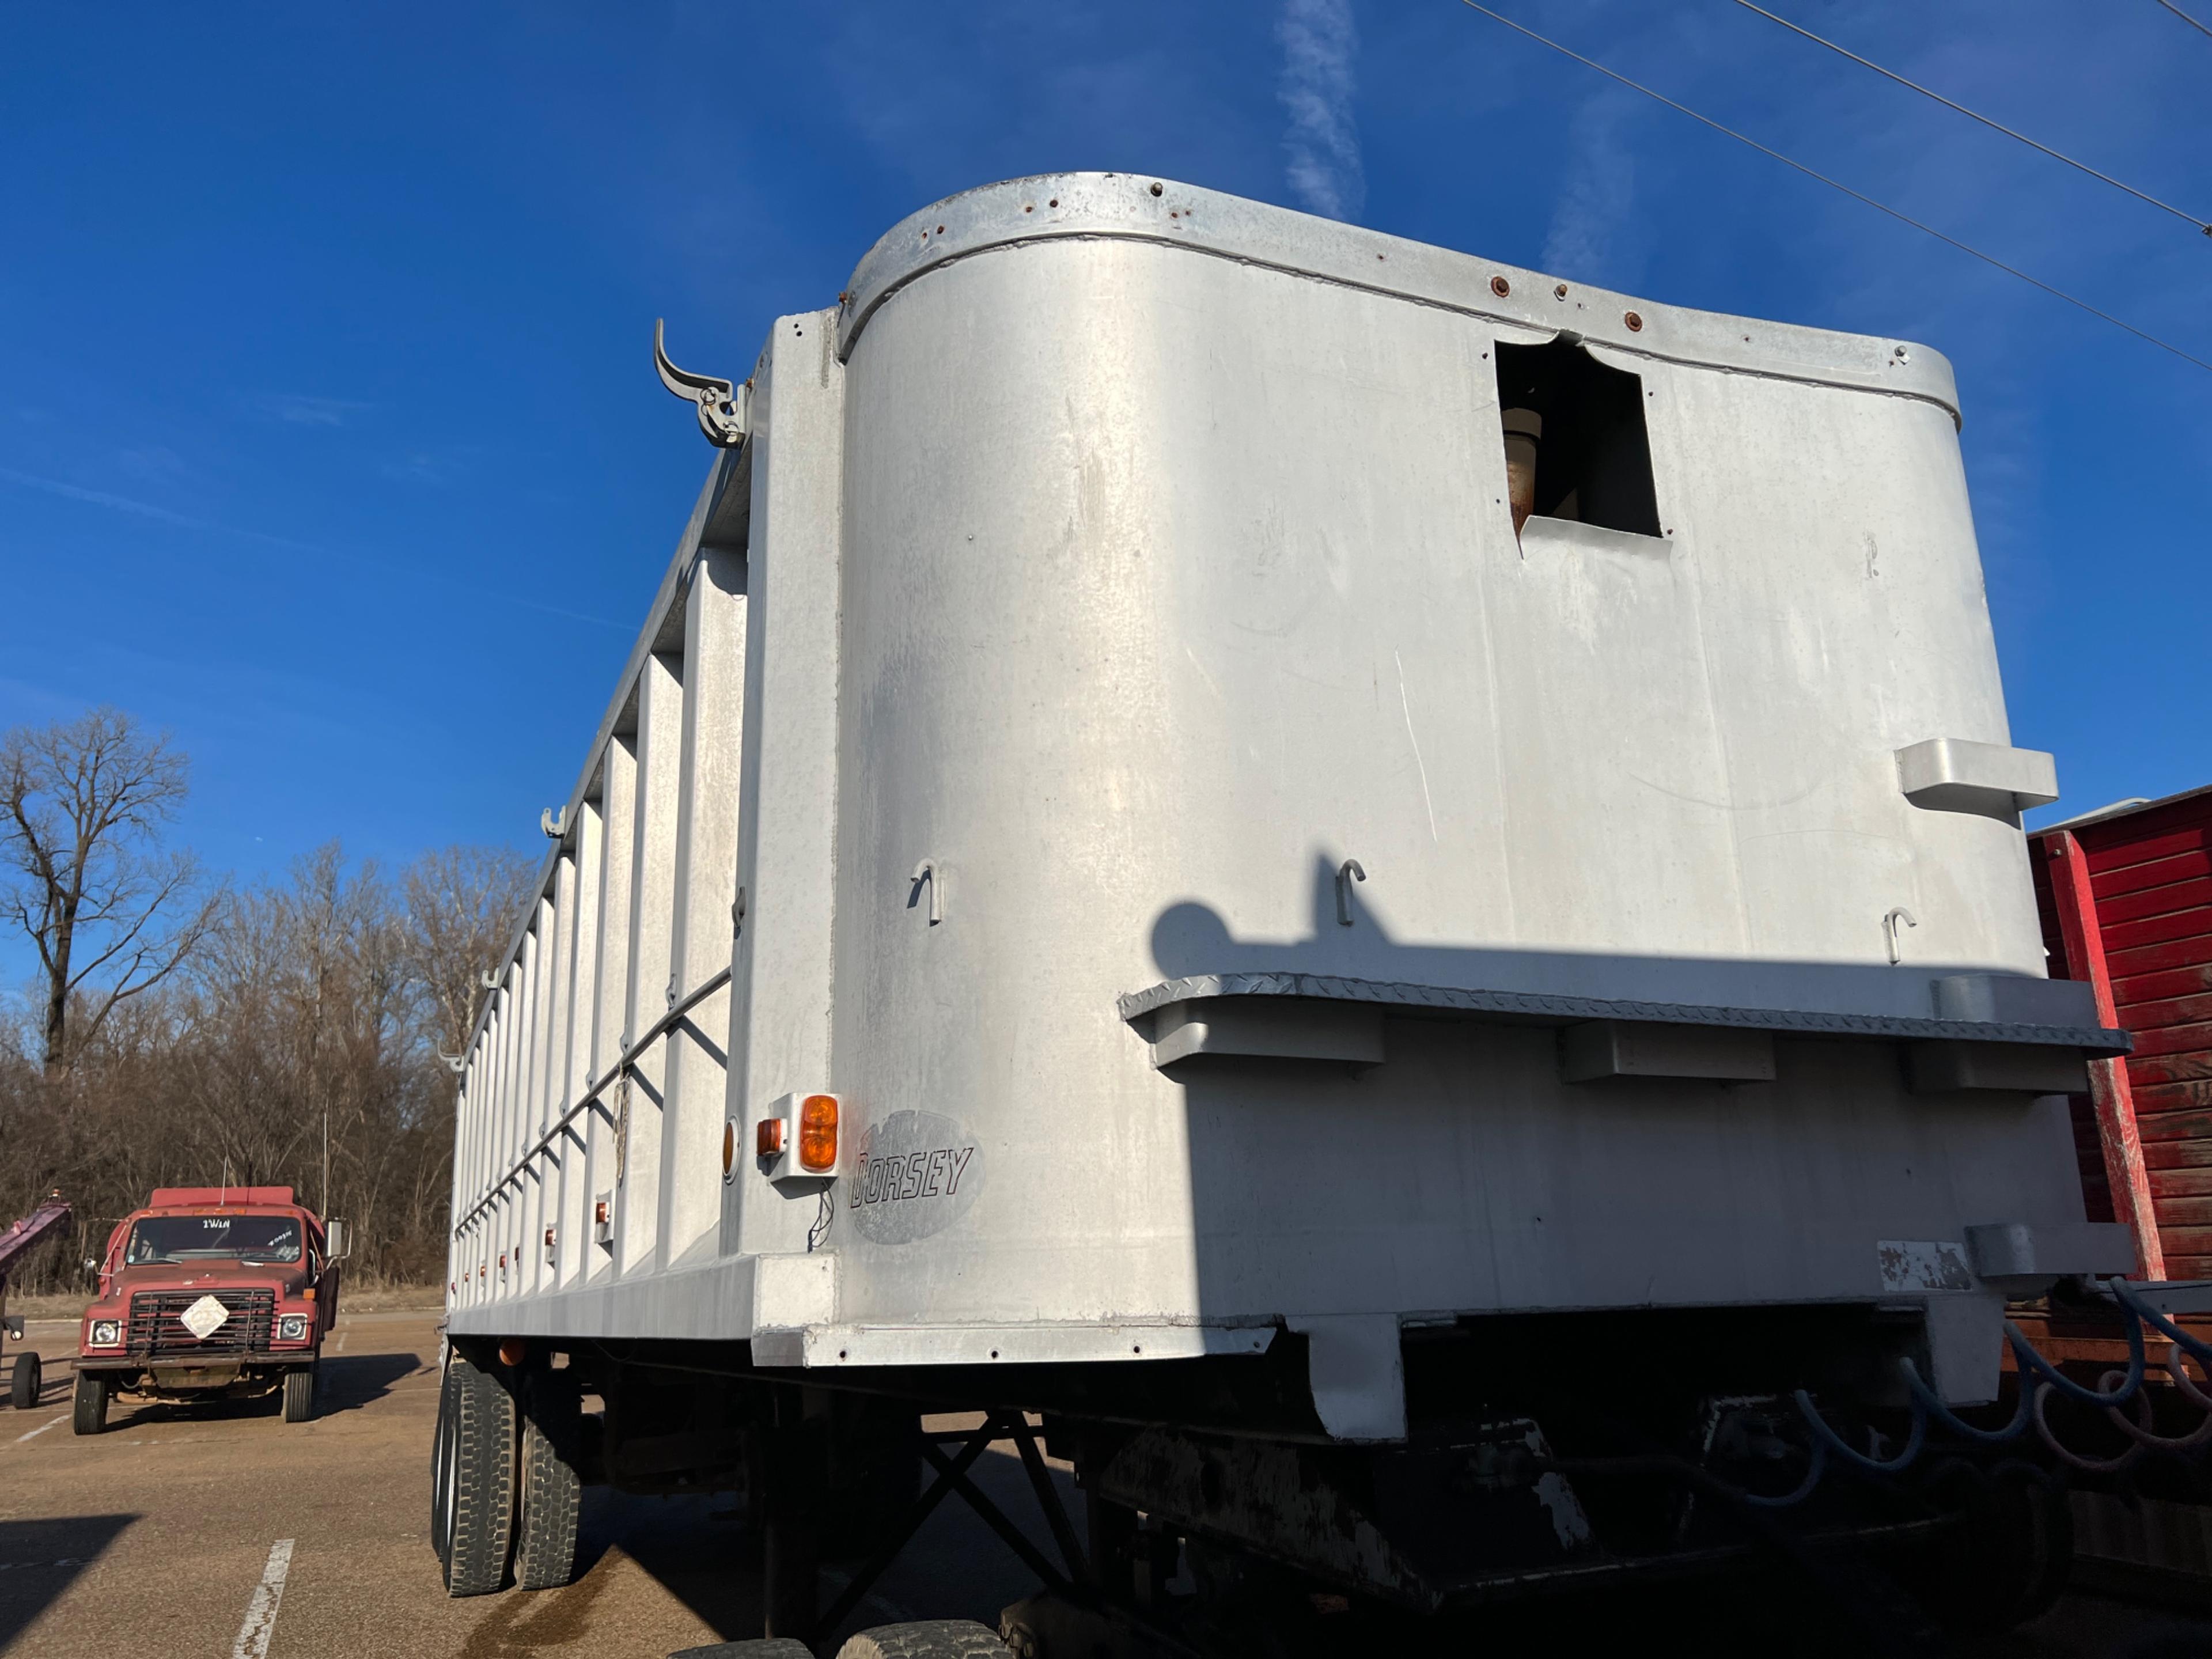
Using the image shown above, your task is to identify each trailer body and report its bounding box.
[438,175,2134,1628]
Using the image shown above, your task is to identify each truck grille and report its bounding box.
[127,1289,276,1357]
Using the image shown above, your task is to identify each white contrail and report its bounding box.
[1277,0,1364,221]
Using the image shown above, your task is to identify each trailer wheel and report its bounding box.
[514,1404,583,1589]
[282,1363,317,1423]
[431,1361,459,1571]
[440,1351,517,1596]
[1908,1462,2073,1631]
[8,1352,39,1410]
[834,1622,1011,1659]
[71,1370,108,1435]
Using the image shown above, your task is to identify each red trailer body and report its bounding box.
[2031,787,2212,1283]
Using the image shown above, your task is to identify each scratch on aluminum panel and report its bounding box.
[1395,650,1438,842]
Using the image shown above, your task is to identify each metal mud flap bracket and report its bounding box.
[1090,1420,1597,1611]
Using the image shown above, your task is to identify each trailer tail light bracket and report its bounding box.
[593,1193,613,1251]
[759,1092,841,1186]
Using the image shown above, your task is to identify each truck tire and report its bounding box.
[282,1363,317,1423]
[514,1411,582,1589]
[1908,1464,2073,1631]
[834,1622,1010,1659]
[431,1362,459,1571]
[72,1370,108,1435]
[440,1351,518,1596]
[9,1352,39,1410]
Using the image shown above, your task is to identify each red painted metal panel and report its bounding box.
[2085,825,2212,874]
[2110,963,2212,1005]
[2120,1018,2212,1059]
[2106,934,2212,981]
[2096,907,2212,956]
[2115,990,2212,1033]
[2033,790,2212,1284]
[2040,831,2165,1278]
[2092,847,2212,900]
[2091,874,2212,928]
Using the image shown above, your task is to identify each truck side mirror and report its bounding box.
[325,1220,350,1262]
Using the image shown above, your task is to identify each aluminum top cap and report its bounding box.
[838,172,1961,426]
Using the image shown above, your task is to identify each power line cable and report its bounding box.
[1455,1,2212,376]
[1733,1,2210,236]
[2156,1,2212,41]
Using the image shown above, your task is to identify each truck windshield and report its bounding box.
[124,1215,302,1265]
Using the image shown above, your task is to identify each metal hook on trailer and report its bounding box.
[654,319,749,449]
[910,859,944,925]
[1335,858,1367,926]
[1883,906,1917,964]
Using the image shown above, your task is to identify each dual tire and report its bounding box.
[431,1349,582,1597]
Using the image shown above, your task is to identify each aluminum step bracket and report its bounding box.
[1964,1221,2138,1291]
[1906,1041,2090,1096]
[1931,974,2099,1028]
[1147,998,1384,1070]
[1287,1312,1406,1442]
[1895,738,2059,816]
[1560,1020,1775,1084]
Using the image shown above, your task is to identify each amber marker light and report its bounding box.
[723,1118,738,1180]
[755,1118,786,1158]
[798,1093,839,1172]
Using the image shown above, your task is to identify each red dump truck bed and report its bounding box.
[2032,785,2212,1281]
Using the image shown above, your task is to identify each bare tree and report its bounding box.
[403,844,539,1060]
[1,709,219,1074]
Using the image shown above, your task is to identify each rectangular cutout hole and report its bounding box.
[1495,338,1661,538]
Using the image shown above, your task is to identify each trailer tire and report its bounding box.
[515,1409,583,1589]
[431,1361,459,1571]
[834,1622,1010,1659]
[282,1363,317,1423]
[440,1351,517,1596]
[72,1370,108,1435]
[1908,1462,2073,1631]
[9,1352,39,1410]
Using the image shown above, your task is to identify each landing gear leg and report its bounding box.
[760,1395,827,1643]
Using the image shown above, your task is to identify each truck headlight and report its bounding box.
[89,1319,122,1347]
[278,1315,310,1342]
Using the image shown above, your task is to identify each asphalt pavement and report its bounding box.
[2,1312,2209,1658]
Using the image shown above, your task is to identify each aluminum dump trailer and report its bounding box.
[435,174,2142,1649]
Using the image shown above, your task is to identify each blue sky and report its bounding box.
[2,1,2206,983]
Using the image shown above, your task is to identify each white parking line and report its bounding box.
[230,1539,294,1659]
[10,1413,65,1445]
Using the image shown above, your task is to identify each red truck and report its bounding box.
[73,1185,347,1435]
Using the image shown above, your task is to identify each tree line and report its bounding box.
[1,708,536,1289]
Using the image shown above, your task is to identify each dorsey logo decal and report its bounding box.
[848,1108,983,1245]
